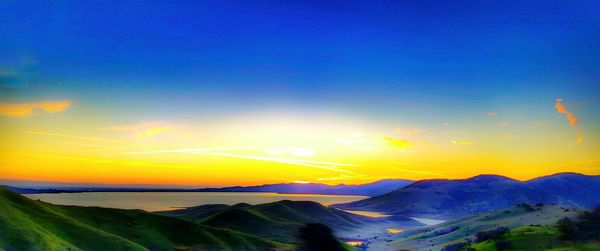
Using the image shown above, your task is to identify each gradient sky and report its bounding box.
[1,1,599,186]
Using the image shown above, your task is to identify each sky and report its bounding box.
[1,0,599,186]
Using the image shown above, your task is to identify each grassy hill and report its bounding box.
[368,204,584,250]
[468,225,600,251]
[0,186,290,251]
[159,200,418,244]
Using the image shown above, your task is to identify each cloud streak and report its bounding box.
[0,100,72,117]
[382,137,412,148]
[451,140,473,145]
[24,130,164,149]
[126,148,357,174]
[100,121,172,139]
[572,131,584,148]
[395,128,426,135]
[554,98,578,126]
[554,98,583,147]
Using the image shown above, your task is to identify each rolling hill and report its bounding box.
[194,179,413,196]
[368,203,586,250]
[0,186,289,251]
[159,200,423,243]
[333,173,600,217]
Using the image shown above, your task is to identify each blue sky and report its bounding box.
[0,1,599,184]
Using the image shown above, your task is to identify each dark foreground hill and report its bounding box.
[333,172,600,217]
[0,186,289,251]
[159,200,422,243]
[194,179,413,196]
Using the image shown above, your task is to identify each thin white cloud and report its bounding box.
[126,148,357,174]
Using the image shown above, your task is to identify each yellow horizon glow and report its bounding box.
[1,108,598,186]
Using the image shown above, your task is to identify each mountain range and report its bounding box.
[6,179,413,197]
[193,179,413,196]
[333,172,600,217]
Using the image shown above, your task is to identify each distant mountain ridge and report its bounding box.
[5,179,413,197]
[193,179,414,196]
[333,172,600,217]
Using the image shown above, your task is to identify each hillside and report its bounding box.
[0,186,289,251]
[160,200,423,243]
[468,225,600,251]
[333,173,600,217]
[527,172,600,208]
[194,179,413,196]
[368,204,584,250]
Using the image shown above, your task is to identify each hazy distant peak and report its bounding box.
[527,172,594,182]
[465,174,516,183]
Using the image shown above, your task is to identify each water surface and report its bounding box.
[25,192,367,212]
[343,210,390,218]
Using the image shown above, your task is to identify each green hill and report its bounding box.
[159,200,401,243]
[469,225,600,251]
[368,204,584,250]
[0,186,290,251]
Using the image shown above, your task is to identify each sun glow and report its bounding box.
[1,107,598,186]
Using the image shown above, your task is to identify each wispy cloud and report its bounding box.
[126,148,357,174]
[395,128,426,135]
[24,130,163,149]
[0,100,72,117]
[572,131,584,147]
[451,140,473,145]
[101,121,173,139]
[554,98,583,147]
[486,112,496,116]
[499,134,517,141]
[101,122,164,131]
[554,98,578,126]
[393,167,445,177]
[264,147,316,157]
[382,137,412,148]
[555,158,600,169]
[0,152,197,170]
[137,127,167,138]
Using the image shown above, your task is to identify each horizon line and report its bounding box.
[1,171,595,189]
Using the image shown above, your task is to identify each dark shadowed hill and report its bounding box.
[194,179,413,196]
[0,186,289,251]
[333,173,600,218]
[159,200,422,243]
[526,172,600,208]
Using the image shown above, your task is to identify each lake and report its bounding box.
[24,192,368,212]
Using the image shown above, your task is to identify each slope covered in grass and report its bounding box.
[367,204,582,250]
[160,200,414,243]
[469,226,600,251]
[0,186,289,251]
